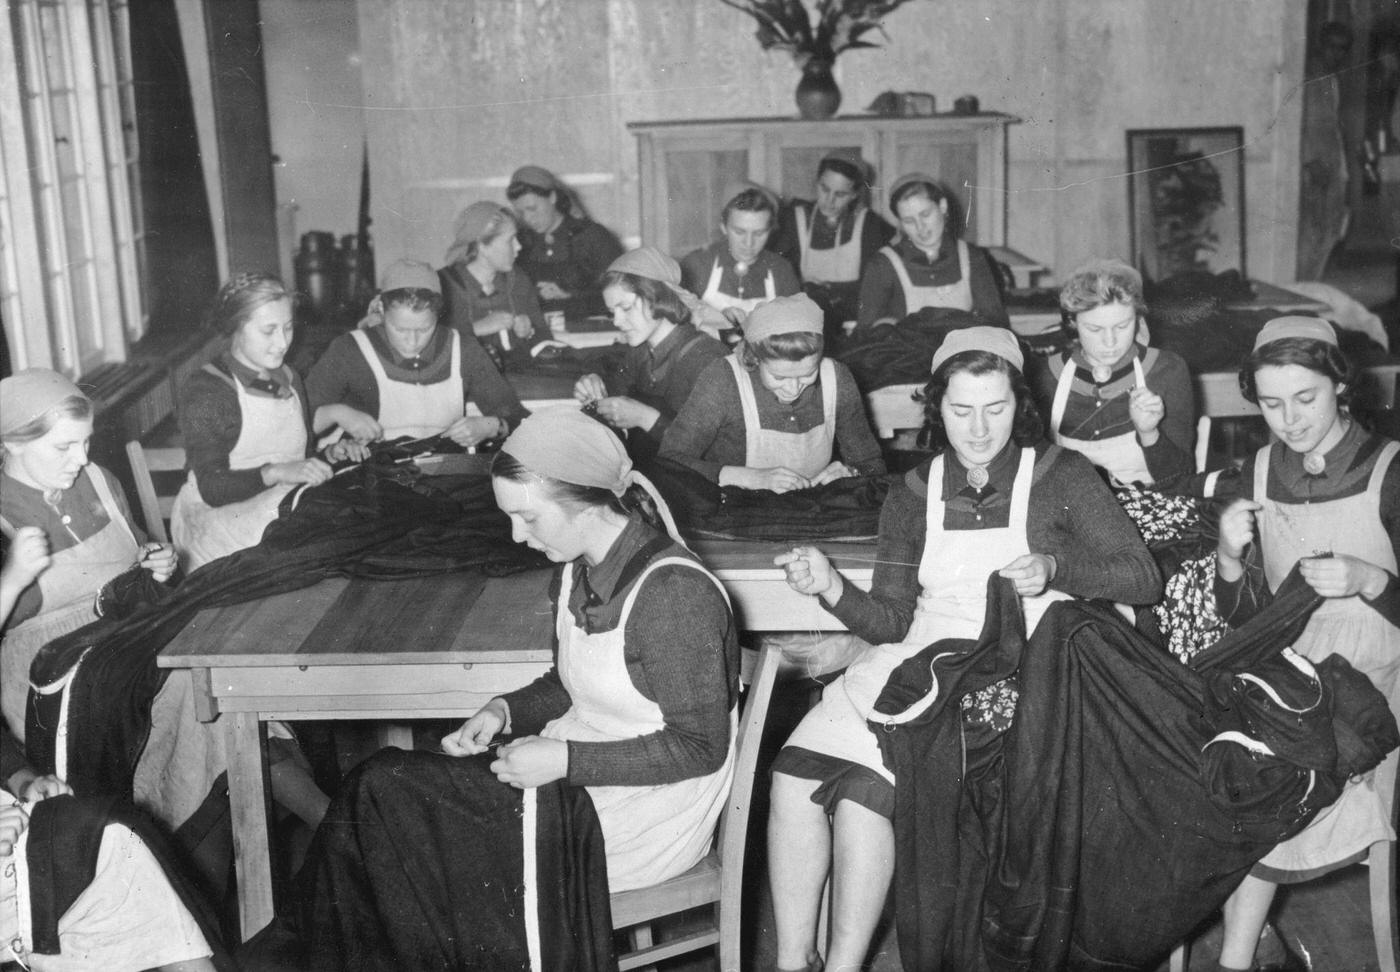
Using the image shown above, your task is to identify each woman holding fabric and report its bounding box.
[659,293,885,493]
[173,273,365,573]
[302,409,739,966]
[855,173,1008,332]
[0,370,177,740]
[765,327,1161,972]
[679,185,801,328]
[1032,258,1195,485]
[1213,315,1400,972]
[572,247,727,462]
[772,153,893,333]
[507,164,623,321]
[438,201,549,365]
[306,259,528,446]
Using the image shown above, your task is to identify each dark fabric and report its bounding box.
[872,568,1388,971]
[836,307,999,391]
[515,213,624,319]
[0,721,26,784]
[24,465,547,800]
[26,793,228,963]
[640,456,889,540]
[855,240,1010,331]
[298,748,615,972]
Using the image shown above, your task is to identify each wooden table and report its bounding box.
[159,537,874,940]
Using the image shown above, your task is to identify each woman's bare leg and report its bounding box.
[770,772,832,970]
[1218,875,1277,969]
[824,799,894,972]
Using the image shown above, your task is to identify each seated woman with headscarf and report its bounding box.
[300,409,739,968]
[507,164,624,321]
[1031,258,1195,486]
[855,173,1008,333]
[572,247,727,463]
[771,152,893,334]
[765,327,1160,972]
[679,185,801,332]
[659,294,885,494]
[438,201,549,367]
[306,259,528,448]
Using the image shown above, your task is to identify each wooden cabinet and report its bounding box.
[629,114,1018,258]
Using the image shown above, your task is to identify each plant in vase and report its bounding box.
[716,0,921,119]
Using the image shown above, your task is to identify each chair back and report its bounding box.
[124,440,186,543]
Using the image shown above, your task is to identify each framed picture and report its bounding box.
[1126,126,1246,281]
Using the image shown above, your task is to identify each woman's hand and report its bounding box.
[720,466,810,494]
[536,281,569,301]
[324,439,371,464]
[443,416,505,449]
[510,315,535,339]
[138,542,178,583]
[17,774,71,803]
[1299,554,1391,600]
[263,458,334,488]
[325,405,382,444]
[721,308,748,329]
[775,545,842,602]
[490,736,569,789]
[1218,498,1260,566]
[0,804,27,857]
[1128,386,1165,443]
[441,698,508,756]
[810,461,856,487]
[591,396,659,432]
[2,527,51,592]
[473,311,515,337]
[574,373,608,403]
[999,553,1056,597]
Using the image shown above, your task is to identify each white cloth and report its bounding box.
[880,239,974,315]
[700,257,776,317]
[726,355,837,481]
[796,207,866,284]
[349,328,465,438]
[541,557,735,891]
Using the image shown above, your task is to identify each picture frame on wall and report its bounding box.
[1126,126,1246,282]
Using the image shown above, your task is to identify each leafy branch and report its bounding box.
[716,0,920,69]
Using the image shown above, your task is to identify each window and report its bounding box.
[0,0,144,378]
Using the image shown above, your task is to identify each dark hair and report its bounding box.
[818,155,866,194]
[916,350,1043,451]
[506,181,570,216]
[206,272,294,337]
[599,270,692,327]
[1238,337,1359,411]
[721,188,777,225]
[737,331,824,369]
[889,179,960,251]
[381,287,444,318]
[490,450,664,530]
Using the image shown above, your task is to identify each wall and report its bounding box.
[262,0,1306,283]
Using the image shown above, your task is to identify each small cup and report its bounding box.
[545,310,566,332]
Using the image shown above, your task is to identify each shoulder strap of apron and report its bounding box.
[618,554,731,619]
[349,328,392,385]
[1048,354,1078,435]
[727,355,762,465]
[796,205,811,257]
[1366,439,1400,499]
[200,362,239,391]
[955,240,970,281]
[819,358,838,431]
[1253,443,1273,501]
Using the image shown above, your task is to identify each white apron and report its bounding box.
[701,257,777,317]
[540,556,736,892]
[797,207,866,284]
[0,469,139,741]
[350,328,464,440]
[880,239,974,314]
[783,448,1069,781]
[727,355,837,482]
[1254,440,1400,874]
[171,366,306,572]
[1048,348,1156,486]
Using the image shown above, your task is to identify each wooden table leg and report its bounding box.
[376,723,415,750]
[225,711,274,941]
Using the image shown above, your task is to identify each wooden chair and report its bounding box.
[124,440,186,543]
[609,638,782,971]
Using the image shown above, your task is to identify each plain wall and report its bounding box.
[260,0,1305,283]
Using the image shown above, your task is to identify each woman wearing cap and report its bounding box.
[766,327,1160,972]
[855,173,1009,332]
[572,247,727,462]
[1032,258,1195,485]
[1212,316,1400,972]
[173,273,365,573]
[772,153,893,333]
[438,201,548,365]
[679,186,801,329]
[303,410,739,963]
[507,164,623,321]
[0,370,177,739]
[659,293,885,493]
[307,259,528,447]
